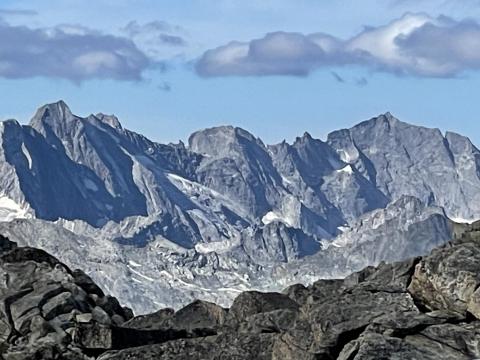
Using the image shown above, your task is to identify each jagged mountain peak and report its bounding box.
[383,111,396,120]
[350,112,449,142]
[300,131,314,140]
[188,125,264,157]
[46,99,71,112]
[0,118,22,128]
[30,100,74,125]
[190,125,257,142]
[30,101,125,136]
[351,112,402,133]
[95,113,123,130]
[292,130,332,149]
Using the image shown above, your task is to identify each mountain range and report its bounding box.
[0,101,478,313]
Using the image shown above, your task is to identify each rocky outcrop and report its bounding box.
[97,221,480,359]
[0,235,221,358]
[0,235,133,359]
[408,221,480,317]
[2,222,480,359]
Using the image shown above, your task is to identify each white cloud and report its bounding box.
[196,13,480,78]
[0,21,151,82]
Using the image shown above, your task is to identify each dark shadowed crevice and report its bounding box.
[4,287,34,342]
[410,297,431,314]
[328,325,368,360]
[405,257,422,289]
[389,324,434,339]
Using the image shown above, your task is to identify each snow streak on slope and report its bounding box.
[0,196,31,222]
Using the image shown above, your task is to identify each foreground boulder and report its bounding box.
[2,221,480,359]
[0,235,133,359]
[408,221,480,318]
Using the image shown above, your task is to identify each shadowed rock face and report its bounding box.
[2,222,480,359]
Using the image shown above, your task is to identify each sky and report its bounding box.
[1,0,480,145]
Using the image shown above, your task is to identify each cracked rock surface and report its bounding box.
[2,223,480,359]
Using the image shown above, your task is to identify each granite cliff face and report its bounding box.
[1,222,479,359]
[0,102,479,312]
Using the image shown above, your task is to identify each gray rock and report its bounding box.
[98,332,277,360]
[123,308,174,330]
[408,229,480,316]
[236,308,299,334]
[0,237,129,358]
[338,322,480,360]
[170,300,227,331]
[92,307,112,326]
[228,291,299,322]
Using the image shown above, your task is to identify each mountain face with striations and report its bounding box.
[0,101,479,313]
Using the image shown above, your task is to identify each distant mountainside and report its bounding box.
[0,101,478,313]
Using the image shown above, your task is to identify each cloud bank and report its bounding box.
[196,13,480,78]
[0,22,151,82]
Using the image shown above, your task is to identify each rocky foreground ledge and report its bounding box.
[1,223,480,359]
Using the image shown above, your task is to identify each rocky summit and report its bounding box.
[1,220,480,359]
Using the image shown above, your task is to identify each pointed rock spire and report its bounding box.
[96,113,123,130]
[29,100,76,130]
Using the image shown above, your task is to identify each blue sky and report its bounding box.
[1,0,480,145]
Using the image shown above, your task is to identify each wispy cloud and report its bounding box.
[331,71,345,83]
[122,21,187,61]
[331,71,369,87]
[355,77,368,87]
[196,13,480,78]
[157,81,172,92]
[0,8,37,16]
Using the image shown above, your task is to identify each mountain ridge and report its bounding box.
[0,101,479,313]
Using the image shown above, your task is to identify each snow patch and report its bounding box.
[281,175,294,186]
[449,216,477,224]
[128,260,142,267]
[337,226,350,233]
[338,148,359,163]
[166,172,250,219]
[127,265,155,282]
[261,211,293,227]
[21,143,33,170]
[337,164,354,175]
[0,195,31,222]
